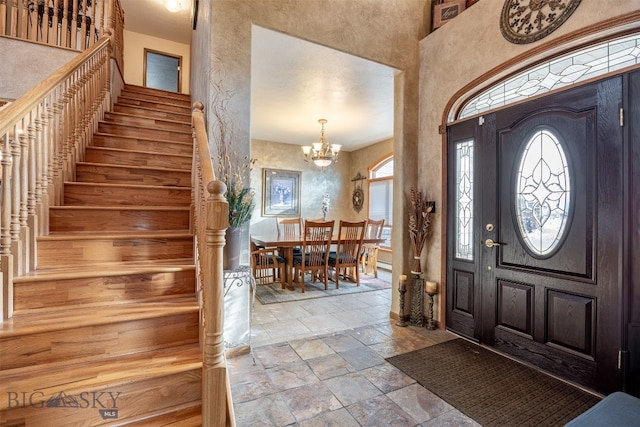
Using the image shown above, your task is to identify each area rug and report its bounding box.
[254,276,391,304]
[386,338,601,427]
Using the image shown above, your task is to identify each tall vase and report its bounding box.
[224,227,241,271]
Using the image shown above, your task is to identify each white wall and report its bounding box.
[122,30,190,94]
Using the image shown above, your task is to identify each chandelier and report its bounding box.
[302,119,341,167]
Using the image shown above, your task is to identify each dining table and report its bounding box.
[250,234,385,290]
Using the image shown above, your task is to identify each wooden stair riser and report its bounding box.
[97,122,191,142]
[104,112,191,132]
[37,236,194,268]
[91,133,193,156]
[117,91,191,111]
[49,207,190,233]
[118,91,191,108]
[0,312,199,370]
[0,369,201,426]
[63,183,190,207]
[121,86,191,103]
[113,104,191,123]
[76,163,191,187]
[123,404,202,426]
[84,147,192,170]
[13,269,196,312]
[116,97,191,115]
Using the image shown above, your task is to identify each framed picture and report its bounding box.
[262,168,301,217]
[433,0,466,30]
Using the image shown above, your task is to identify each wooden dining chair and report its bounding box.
[250,240,286,287]
[292,220,334,292]
[328,220,366,288]
[276,217,303,256]
[360,218,385,277]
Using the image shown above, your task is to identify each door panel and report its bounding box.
[447,77,623,394]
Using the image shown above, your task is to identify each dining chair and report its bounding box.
[328,220,366,288]
[250,240,286,288]
[292,220,334,292]
[276,217,303,256]
[360,218,385,277]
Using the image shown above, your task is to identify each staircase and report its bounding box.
[0,85,203,426]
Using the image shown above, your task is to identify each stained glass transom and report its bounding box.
[455,140,474,260]
[515,129,571,256]
[457,33,640,121]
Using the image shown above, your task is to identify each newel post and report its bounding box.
[202,179,230,426]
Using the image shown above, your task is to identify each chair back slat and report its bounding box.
[366,218,385,240]
[277,217,302,239]
[303,220,334,267]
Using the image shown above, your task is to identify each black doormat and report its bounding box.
[386,338,601,426]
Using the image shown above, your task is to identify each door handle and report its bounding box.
[485,239,505,248]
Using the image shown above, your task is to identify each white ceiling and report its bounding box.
[119,0,396,151]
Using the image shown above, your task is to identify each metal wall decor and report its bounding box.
[351,172,366,212]
[500,0,581,44]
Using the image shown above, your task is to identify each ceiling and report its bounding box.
[119,0,396,152]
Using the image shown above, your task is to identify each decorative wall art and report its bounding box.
[500,0,582,44]
[433,0,466,30]
[262,168,301,217]
[351,172,366,213]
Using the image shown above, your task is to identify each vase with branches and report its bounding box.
[408,188,433,274]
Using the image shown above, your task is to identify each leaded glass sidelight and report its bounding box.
[515,129,571,256]
[456,140,474,260]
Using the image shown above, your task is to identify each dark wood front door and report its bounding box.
[446,77,623,394]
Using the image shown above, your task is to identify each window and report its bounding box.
[456,33,640,121]
[368,156,393,248]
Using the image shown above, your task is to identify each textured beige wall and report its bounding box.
[123,30,191,94]
[419,1,640,323]
[0,37,78,100]
[250,137,394,233]
[192,0,430,315]
[250,139,352,236]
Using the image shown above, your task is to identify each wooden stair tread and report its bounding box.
[92,132,193,148]
[0,344,202,410]
[39,231,193,240]
[76,161,191,174]
[51,205,190,212]
[63,181,190,191]
[105,111,191,125]
[98,120,192,135]
[14,262,195,282]
[0,298,198,337]
[113,104,192,121]
[85,145,192,159]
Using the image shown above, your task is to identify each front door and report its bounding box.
[446,77,623,394]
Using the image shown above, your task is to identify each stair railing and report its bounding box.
[191,101,236,426]
[0,0,124,72]
[0,35,111,320]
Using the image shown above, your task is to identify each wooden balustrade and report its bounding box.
[191,102,235,426]
[0,0,124,73]
[0,36,111,320]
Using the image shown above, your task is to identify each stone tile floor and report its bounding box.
[228,271,482,426]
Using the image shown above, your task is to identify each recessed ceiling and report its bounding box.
[118,1,396,151]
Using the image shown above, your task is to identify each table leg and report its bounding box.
[285,247,294,290]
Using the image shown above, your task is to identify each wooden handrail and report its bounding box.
[0,35,111,320]
[191,102,235,426]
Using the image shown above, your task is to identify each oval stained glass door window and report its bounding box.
[515,129,571,256]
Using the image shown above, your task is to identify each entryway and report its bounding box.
[446,74,629,394]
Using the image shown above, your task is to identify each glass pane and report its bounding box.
[455,139,474,260]
[457,33,640,121]
[515,129,571,256]
[372,159,394,178]
[369,180,393,226]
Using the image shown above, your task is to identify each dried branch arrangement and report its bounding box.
[408,188,433,274]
